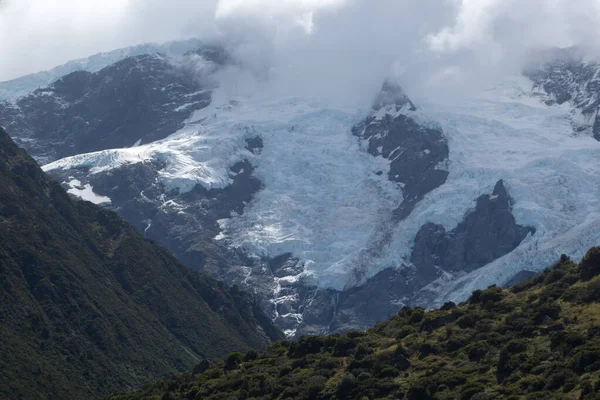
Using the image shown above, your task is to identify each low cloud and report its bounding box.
[1,0,600,103]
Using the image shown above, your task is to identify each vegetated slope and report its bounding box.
[111,249,600,400]
[0,127,283,400]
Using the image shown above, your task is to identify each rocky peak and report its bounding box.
[524,46,600,140]
[372,78,417,111]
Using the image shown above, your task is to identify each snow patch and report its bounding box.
[65,178,111,204]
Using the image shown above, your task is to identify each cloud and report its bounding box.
[1,0,600,103]
[0,0,219,81]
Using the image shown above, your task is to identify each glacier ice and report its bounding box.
[43,74,600,299]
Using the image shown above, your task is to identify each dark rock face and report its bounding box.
[294,181,534,336]
[411,180,536,285]
[0,53,215,162]
[524,47,600,140]
[353,81,449,220]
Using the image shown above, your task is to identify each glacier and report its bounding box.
[42,73,600,302]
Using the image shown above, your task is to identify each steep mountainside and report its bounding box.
[0,127,282,400]
[111,248,600,400]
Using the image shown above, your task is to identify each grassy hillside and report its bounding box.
[0,127,283,400]
[111,249,600,400]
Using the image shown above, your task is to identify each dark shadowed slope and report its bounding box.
[0,127,283,400]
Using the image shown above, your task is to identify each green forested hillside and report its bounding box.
[0,127,283,400]
[111,250,600,400]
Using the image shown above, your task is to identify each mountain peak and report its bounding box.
[372,78,416,111]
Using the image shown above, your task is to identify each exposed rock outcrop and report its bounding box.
[411,180,536,285]
[353,80,449,220]
[524,47,600,140]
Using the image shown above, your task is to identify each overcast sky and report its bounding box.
[1,0,599,99]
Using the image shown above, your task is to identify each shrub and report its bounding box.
[302,376,327,399]
[544,369,577,390]
[407,382,434,400]
[497,340,528,379]
[580,247,600,281]
[244,350,259,362]
[393,345,412,370]
[468,343,491,362]
[354,343,373,359]
[288,336,325,358]
[544,267,566,284]
[395,325,416,339]
[569,344,600,373]
[410,308,426,323]
[447,338,467,352]
[357,371,372,382]
[224,352,243,371]
[398,306,413,318]
[346,330,367,339]
[332,336,357,357]
[479,286,505,303]
[550,331,585,355]
[457,312,482,329]
[378,366,400,378]
[460,383,485,400]
[418,343,439,359]
[318,356,341,369]
[336,374,356,398]
[530,302,561,324]
[469,289,483,304]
